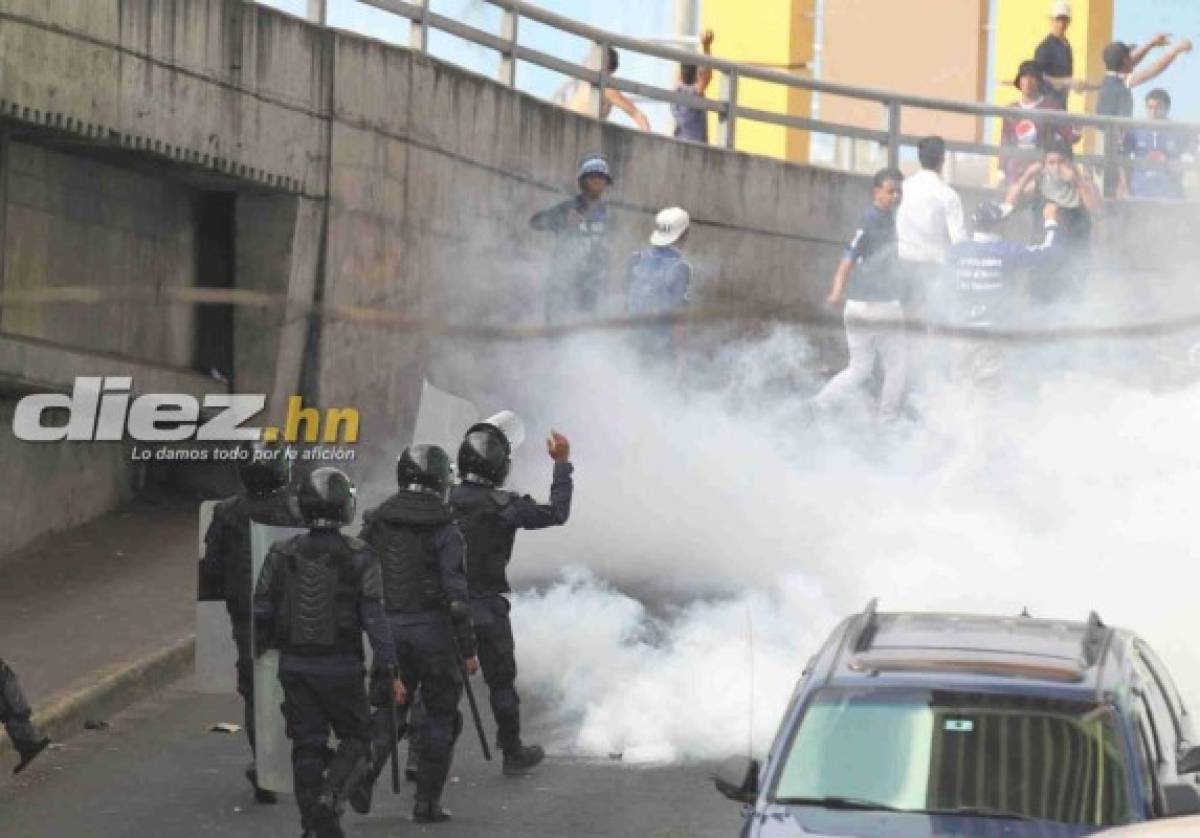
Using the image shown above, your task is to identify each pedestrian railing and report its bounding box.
[303,0,1200,192]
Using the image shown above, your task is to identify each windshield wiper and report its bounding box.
[774,799,1035,821]
[773,796,901,812]
[912,806,1034,821]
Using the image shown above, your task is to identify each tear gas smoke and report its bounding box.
[437,326,1200,765]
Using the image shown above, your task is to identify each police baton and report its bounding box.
[388,691,401,793]
[443,610,492,761]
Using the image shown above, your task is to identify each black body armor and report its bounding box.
[451,488,516,596]
[271,534,373,659]
[361,492,454,613]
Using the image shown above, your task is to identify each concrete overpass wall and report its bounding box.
[2,141,198,364]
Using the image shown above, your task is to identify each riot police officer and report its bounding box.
[452,419,573,774]
[0,658,50,774]
[253,467,402,838]
[350,445,479,823]
[198,439,302,803]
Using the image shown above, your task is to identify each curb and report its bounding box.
[0,635,195,773]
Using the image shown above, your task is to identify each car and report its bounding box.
[714,600,1200,837]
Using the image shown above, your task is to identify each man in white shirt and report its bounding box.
[896,136,966,318]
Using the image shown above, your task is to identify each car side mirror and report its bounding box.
[1178,744,1200,776]
[1162,782,1200,817]
[714,755,759,803]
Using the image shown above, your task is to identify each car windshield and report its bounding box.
[771,687,1130,828]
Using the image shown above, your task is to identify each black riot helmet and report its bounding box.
[457,424,512,487]
[297,467,356,528]
[236,439,292,497]
[397,445,453,497]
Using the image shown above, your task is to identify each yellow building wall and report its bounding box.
[701,0,815,163]
[992,0,1113,129]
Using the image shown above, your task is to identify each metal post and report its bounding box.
[1103,123,1119,198]
[673,0,699,43]
[723,70,738,150]
[885,99,901,169]
[410,0,430,53]
[593,41,609,121]
[306,0,327,25]
[498,6,519,87]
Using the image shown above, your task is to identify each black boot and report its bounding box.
[245,765,278,804]
[347,751,384,815]
[413,799,452,823]
[13,736,51,775]
[502,743,544,775]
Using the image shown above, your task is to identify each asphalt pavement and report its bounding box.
[0,680,743,838]
[0,496,197,703]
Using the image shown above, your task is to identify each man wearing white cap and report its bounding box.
[1035,2,1095,110]
[625,207,693,374]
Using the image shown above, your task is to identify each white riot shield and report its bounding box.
[195,501,236,694]
[483,409,526,451]
[411,379,479,452]
[251,521,307,793]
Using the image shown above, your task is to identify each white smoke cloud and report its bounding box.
[460,326,1200,765]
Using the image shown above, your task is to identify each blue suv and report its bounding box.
[714,601,1200,836]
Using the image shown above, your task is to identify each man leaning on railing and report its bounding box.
[553,47,650,132]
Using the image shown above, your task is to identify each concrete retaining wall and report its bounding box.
[2,142,199,364]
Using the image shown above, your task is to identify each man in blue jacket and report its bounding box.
[948,200,1058,385]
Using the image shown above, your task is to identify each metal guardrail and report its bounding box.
[309,0,1200,191]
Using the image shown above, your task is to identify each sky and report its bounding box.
[256,0,1200,126]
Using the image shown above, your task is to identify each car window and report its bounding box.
[1134,658,1178,762]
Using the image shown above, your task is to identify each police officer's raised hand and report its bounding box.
[547,431,570,463]
[464,656,480,676]
[392,678,407,705]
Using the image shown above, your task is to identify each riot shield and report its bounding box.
[411,379,479,453]
[250,521,307,793]
[195,501,236,694]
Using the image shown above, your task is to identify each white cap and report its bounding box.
[649,206,690,246]
[1049,1,1071,18]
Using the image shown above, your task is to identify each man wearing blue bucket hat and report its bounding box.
[530,153,614,324]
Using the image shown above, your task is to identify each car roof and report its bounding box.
[813,600,1137,700]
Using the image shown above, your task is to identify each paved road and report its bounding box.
[0,681,743,838]
[0,497,196,703]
